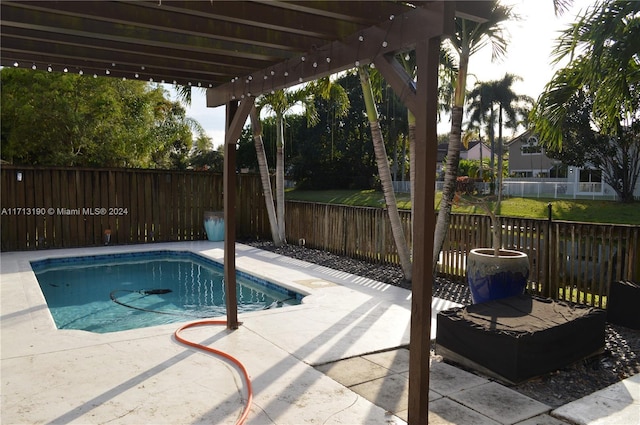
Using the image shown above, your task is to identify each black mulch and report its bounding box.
[242,239,640,408]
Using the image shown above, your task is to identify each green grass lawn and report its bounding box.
[286,189,640,225]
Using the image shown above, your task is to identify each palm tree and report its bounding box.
[307,76,351,160]
[358,65,412,281]
[468,74,533,191]
[467,74,533,252]
[531,0,640,202]
[432,2,514,270]
[533,0,640,143]
[466,85,494,181]
[254,88,318,244]
[249,106,282,245]
[252,78,350,246]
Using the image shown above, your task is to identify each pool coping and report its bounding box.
[2,241,463,424]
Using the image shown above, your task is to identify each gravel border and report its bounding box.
[243,239,640,408]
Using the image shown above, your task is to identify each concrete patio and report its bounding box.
[1,241,638,424]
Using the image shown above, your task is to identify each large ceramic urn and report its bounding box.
[466,248,530,304]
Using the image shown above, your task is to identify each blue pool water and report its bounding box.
[32,251,303,333]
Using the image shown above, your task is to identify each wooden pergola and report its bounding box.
[0,2,491,422]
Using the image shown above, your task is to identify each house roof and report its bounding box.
[505,129,534,146]
[0,1,490,107]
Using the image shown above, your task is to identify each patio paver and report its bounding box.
[449,382,550,425]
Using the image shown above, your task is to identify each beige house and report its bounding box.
[505,130,561,178]
[505,131,640,200]
[436,140,493,177]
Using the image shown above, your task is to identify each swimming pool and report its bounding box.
[31,250,303,333]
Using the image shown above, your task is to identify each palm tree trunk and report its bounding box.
[494,104,504,252]
[479,129,483,181]
[489,109,496,193]
[249,106,282,246]
[432,44,469,272]
[359,66,412,281]
[432,106,463,268]
[275,112,286,243]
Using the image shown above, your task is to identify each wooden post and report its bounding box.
[224,100,239,330]
[223,99,253,330]
[408,36,441,424]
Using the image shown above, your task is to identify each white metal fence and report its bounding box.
[394,180,619,200]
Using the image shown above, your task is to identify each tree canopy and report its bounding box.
[531,0,640,202]
[236,72,405,190]
[1,68,208,169]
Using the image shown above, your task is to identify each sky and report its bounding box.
[167,0,598,148]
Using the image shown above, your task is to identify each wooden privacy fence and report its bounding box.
[284,201,639,308]
[2,166,638,308]
[1,166,270,250]
[286,201,412,264]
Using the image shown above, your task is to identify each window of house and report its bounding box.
[578,168,602,193]
[521,136,543,155]
[550,164,568,178]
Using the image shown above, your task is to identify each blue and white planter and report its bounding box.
[466,248,530,304]
[204,211,224,241]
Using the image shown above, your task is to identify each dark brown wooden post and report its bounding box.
[224,100,239,329]
[408,35,441,424]
[223,99,253,330]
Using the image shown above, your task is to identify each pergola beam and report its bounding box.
[374,53,418,115]
[207,5,446,106]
